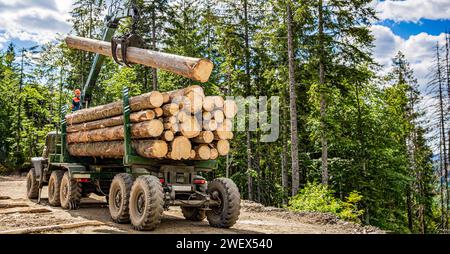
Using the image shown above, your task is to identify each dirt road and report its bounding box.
[0,176,383,234]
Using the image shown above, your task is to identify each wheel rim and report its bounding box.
[114,189,122,209]
[136,191,145,216]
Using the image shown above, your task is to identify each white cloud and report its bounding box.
[375,0,450,22]
[371,25,447,92]
[0,0,74,48]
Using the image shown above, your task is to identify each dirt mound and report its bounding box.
[241,200,384,234]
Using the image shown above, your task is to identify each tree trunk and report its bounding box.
[437,43,449,229]
[67,119,163,143]
[406,186,414,232]
[223,100,238,119]
[193,145,211,160]
[167,136,192,160]
[216,139,230,156]
[192,131,214,144]
[68,140,168,159]
[286,2,300,195]
[65,91,163,124]
[66,110,155,133]
[318,0,328,185]
[151,8,158,91]
[65,35,214,83]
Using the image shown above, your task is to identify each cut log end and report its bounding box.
[194,59,214,83]
[216,140,230,156]
[194,145,211,160]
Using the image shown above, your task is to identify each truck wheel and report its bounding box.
[181,207,206,221]
[109,173,133,223]
[48,170,63,206]
[129,175,164,231]
[206,178,240,228]
[26,168,39,199]
[60,172,81,210]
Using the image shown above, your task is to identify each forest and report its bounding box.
[0,0,449,234]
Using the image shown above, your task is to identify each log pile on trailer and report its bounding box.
[65,85,237,160]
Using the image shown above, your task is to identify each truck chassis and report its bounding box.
[25,88,240,231]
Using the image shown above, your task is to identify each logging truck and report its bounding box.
[25,0,240,231]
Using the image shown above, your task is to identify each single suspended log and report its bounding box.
[68,140,168,159]
[67,119,163,143]
[192,131,214,144]
[161,130,174,142]
[162,103,179,117]
[180,116,201,138]
[210,148,219,160]
[65,91,163,124]
[203,96,215,112]
[65,35,213,83]
[216,140,230,156]
[66,110,155,133]
[203,120,218,131]
[212,110,224,123]
[167,136,192,160]
[223,99,238,119]
[194,145,211,160]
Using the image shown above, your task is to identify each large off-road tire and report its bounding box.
[206,178,241,228]
[129,175,164,231]
[60,172,81,210]
[26,168,39,199]
[48,170,63,206]
[181,207,206,221]
[109,173,133,223]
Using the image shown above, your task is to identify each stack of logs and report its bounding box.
[65,85,237,160]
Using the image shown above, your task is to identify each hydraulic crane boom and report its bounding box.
[81,0,140,108]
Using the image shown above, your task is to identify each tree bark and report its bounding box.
[67,119,163,143]
[436,43,449,229]
[318,0,328,185]
[66,110,155,133]
[151,7,158,91]
[287,2,300,195]
[68,140,168,159]
[65,91,163,124]
[65,35,214,83]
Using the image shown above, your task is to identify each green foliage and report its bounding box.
[288,182,364,223]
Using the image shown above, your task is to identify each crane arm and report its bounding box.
[81,0,139,108]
